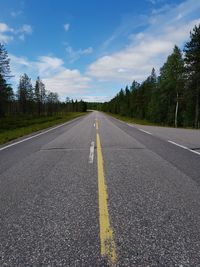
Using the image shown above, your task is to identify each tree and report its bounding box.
[96,24,200,129]
[130,80,140,117]
[158,46,184,126]
[145,68,157,120]
[184,24,200,128]
[78,100,87,112]
[172,46,184,127]
[0,43,12,117]
[0,43,11,78]
[17,73,33,114]
[34,77,46,115]
[46,91,59,115]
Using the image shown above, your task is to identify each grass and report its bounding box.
[105,112,162,126]
[0,112,86,145]
[106,112,199,129]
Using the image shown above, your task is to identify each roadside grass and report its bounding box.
[105,112,200,129]
[0,112,86,145]
[105,113,163,126]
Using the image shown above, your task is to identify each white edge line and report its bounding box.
[89,141,95,163]
[139,128,152,135]
[0,117,81,152]
[168,140,200,156]
[190,150,200,155]
[127,123,152,135]
[167,140,188,150]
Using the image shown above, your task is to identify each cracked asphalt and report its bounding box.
[0,111,200,266]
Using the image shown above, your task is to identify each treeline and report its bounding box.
[101,24,200,128]
[87,102,103,110]
[0,43,87,118]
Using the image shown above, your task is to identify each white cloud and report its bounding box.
[87,37,173,82]
[9,54,91,98]
[6,0,200,102]
[0,23,13,33]
[0,33,13,43]
[81,95,112,102]
[0,23,14,43]
[0,22,32,43]
[10,54,64,80]
[9,54,33,85]
[66,45,93,62]
[36,56,64,76]
[43,69,91,95]
[87,0,200,83]
[64,23,70,32]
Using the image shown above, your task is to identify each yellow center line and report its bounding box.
[96,119,117,266]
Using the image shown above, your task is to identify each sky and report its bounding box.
[0,0,200,102]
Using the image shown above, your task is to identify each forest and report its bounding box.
[99,24,200,128]
[0,44,87,143]
[1,24,200,129]
[0,44,87,119]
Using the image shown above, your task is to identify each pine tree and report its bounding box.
[157,46,184,126]
[0,43,12,117]
[34,77,46,115]
[0,43,11,78]
[17,73,33,114]
[184,24,200,128]
[47,91,59,115]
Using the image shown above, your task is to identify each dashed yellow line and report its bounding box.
[96,120,117,266]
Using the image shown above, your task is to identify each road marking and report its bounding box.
[127,123,153,135]
[0,117,81,152]
[96,125,117,265]
[139,128,152,135]
[191,150,200,155]
[88,141,95,163]
[168,140,200,156]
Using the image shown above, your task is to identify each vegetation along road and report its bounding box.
[0,111,200,266]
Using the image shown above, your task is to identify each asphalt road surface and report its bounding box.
[0,111,200,266]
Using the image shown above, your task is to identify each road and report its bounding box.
[0,111,200,266]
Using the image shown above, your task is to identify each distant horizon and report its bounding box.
[1,0,200,102]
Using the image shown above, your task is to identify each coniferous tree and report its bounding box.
[34,77,46,115]
[0,43,13,117]
[184,24,200,128]
[0,43,10,78]
[46,91,59,115]
[130,80,140,117]
[17,73,33,114]
[158,46,184,126]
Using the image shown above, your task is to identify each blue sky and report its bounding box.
[0,0,200,102]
